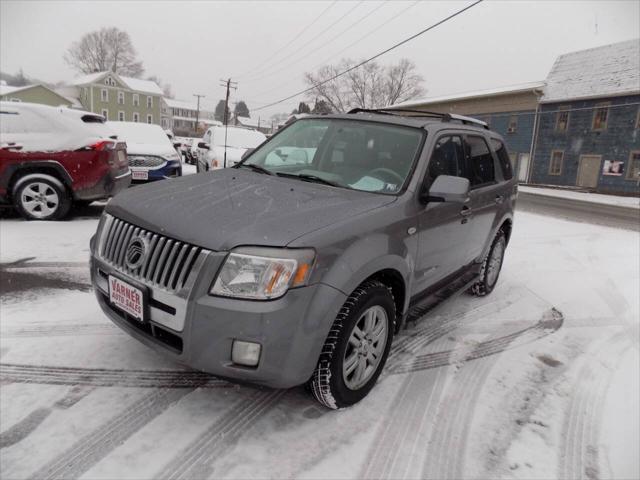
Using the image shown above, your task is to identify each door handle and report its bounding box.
[460,206,472,216]
[495,195,504,204]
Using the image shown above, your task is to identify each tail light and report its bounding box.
[85,140,116,151]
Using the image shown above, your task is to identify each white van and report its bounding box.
[196,126,266,172]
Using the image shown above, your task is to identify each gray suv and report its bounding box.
[90,110,516,409]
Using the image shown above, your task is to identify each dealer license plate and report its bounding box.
[131,169,148,180]
[109,275,145,321]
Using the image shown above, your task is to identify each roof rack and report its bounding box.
[347,107,489,130]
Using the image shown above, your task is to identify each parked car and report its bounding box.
[196,126,266,172]
[108,122,182,183]
[0,101,130,220]
[90,110,516,409]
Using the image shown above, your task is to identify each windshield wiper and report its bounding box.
[236,163,274,175]
[277,172,341,188]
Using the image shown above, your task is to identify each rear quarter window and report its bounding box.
[491,138,514,180]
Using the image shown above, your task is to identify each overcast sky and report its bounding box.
[1,0,638,119]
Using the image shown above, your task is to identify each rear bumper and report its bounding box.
[74,169,131,201]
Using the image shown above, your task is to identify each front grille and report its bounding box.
[128,155,166,168]
[99,215,206,292]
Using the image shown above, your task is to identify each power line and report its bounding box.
[249,0,420,101]
[253,0,484,112]
[234,1,338,79]
[242,0,390,85]
[242,0,365,82]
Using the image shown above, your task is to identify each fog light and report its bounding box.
[231,340,261,367]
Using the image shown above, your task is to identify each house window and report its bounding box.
[118,111,125,121]
[549,150,564,175]
[146,96,153,108]
[133,94,139,107]
[104,77,116,86]
[133,112,139,122]
[555,108,570,132]
[507,115,517,133]
[146,114,153,124]
[592,103,609,131]
[101,109,109,119]
[627,151,640,180]
[118,91,125,105]
[101,89,108,102]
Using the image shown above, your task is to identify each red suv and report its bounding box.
[0,102,131,220]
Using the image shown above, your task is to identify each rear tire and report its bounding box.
[309,280,395,409]
[468,230,506,297]
[13,174,71,221]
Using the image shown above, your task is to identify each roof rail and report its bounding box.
[347,107,489,129]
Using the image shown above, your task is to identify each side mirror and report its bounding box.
[422,175,470,204]
[173,141,182,149]
[197,142,209,150]
[241,148,255,160]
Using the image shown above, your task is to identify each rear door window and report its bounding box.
[464,135,496,187]
[490,138,513,180]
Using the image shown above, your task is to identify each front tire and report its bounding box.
[309,280,395,409]
[13,174,71,221]
[468,229,507,297]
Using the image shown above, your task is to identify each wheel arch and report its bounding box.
[6,161,73,199]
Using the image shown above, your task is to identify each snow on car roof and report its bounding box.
[107,121,173,147]
[208,126,266,148]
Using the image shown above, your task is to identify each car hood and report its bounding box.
[125,142,176,158]
[106,168,396,251]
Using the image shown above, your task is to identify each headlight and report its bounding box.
[211,247,315,300]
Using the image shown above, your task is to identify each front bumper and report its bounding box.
[90,246,346,388]
[131,160,182,183]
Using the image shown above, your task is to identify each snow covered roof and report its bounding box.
[164,98,198,110]
[0,84,32,96]
[390,81,546,109]
[541,38,640,103]
[70,71,163,95]
[235,116,267,128]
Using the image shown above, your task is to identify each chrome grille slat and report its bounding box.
[97,215,207,293]
[168,244,189,289]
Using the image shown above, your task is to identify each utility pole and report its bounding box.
[193,94,205,136]
[219,78,237,168]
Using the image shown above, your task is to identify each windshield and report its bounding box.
[211,126,266,149]
[242,118,424,194]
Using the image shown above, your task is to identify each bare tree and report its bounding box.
[147,75,173,98]
[65,27,144,77]
[304,58,425,112]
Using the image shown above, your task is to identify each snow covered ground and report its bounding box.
[519,185,640,209]
[1,206,638,480]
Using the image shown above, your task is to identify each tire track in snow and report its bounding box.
[360,340,450,480]
[0,363,229,389]
[420,343,500,479]
[156,389,285,480]
[388,308,563,375]
[1,323,120,338]
[28,388,195,480]
[361,309,563,479]
[559,332,633,480]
